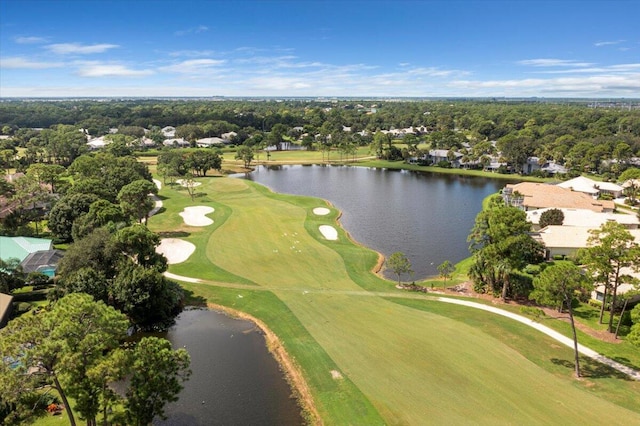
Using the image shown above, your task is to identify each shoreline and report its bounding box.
[326,200,386,277]
[205,302,322,426]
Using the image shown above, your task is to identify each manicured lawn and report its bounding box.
[148,176,640,424]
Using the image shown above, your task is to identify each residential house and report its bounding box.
[221,131,237,142]
[526,208,639,231]
[0,236,63,277]
[427,149,463,167]
[539,161,568,175]
[162,126,176,138]
[163,138,189,147]
[557,176,624,199]
[521,157,542,175]
[533,226,640,259]
[196,137,225,148]
[503,182,615,212]
[533,226,640,302]
[87,135,109,150]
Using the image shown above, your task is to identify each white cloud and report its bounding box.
[595,40,625,47]
[174,25,209,36]
[518,59,594,67]
[14,36,48,44]
[76,63,154,77]
[46,43,119,55]
[0,56,64,69]
[168,50,215,57]
[450,73,640,96]
[160,59,226,74]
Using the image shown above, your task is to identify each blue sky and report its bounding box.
[1,0,638,98]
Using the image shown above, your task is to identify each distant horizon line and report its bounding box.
[2,96,640,102]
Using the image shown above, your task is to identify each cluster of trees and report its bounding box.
[1,152,156,238]
[0,293,190,425]
[3,99,640,180]
[578,222,640,333]
[157,148,222,183]
[1,146,189,422]
[56,224,183,329]
[1,147,185,330]
[467,195,544,300]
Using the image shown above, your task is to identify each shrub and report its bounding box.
[15,302,32,314]
[588,299,602,308]
[520,306,546,320]
[510,272,533,299]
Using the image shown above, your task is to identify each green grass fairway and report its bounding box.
[149,177,640,424]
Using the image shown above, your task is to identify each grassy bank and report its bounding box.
[145,176,640,424]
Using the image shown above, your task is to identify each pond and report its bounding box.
[241,165,512,279]
[154,308,304,426]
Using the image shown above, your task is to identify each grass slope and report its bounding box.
[149,176,640,425]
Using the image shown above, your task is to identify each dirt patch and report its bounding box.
[330,370,343,380]
[206,303,322,425]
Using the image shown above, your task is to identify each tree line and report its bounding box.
[2,99,640,181]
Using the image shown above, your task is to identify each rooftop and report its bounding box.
[527,208,639,228]
[505,182,615,212]
[0,236,53,263]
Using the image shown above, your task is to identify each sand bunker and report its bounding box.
[179,206,214,226]
[313,207,330,216]
[156,239,196,264]
[319,225,338,240]
[330,370,343,380]
[176,179,202,187]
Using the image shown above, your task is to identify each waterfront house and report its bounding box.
[557,176,624,199]
[503,182,615,212]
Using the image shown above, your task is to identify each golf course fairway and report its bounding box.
[148,176,640,425]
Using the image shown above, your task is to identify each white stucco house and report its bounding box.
[558,176,624,199]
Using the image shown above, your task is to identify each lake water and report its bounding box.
[242,165,511,279]
[155,308,304,426]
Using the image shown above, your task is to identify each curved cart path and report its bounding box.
[437,297,640,381]
[149,179,163,217]
[163,271,640,381]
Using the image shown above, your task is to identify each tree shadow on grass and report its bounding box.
[158,231,191,238]
[551,358,632,380]
[181,288,207,307]
[573,308,600,321]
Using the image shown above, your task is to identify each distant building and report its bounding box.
[161,126,176,138]
[196,137,225,148]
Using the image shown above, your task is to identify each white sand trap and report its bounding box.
[319,225,338,240]
[179,206,214,226]
[330,370,343,380]
[176,179,202,187]
[156,239,196,264]
[313,207,331,215]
